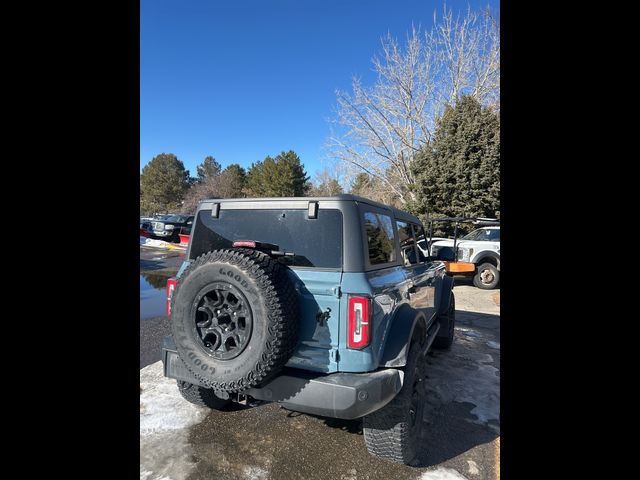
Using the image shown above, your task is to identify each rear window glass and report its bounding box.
[190,208,343,269]
[364,212,396,265]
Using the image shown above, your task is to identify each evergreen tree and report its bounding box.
[196,156,222,182]
[246,150,310,197]
[350,173,371,196]
[217,163,247,198]
[410,96,500,236]
[140,153,190,215]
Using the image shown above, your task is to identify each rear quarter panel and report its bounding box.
[338,268,410,372]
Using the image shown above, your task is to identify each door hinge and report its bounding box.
[332,286,341,298]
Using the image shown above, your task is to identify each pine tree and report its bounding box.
[411,96,500,236]
[217,164,247,198]
[350,173,371,196]
[140,153,190,215]
[196,156,222,182]
[246,150,310,197]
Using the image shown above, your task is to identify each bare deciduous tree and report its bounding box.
[181,176,220,214]
[327,6,499,206]
[181,163,248,213]
[307,162,346,196]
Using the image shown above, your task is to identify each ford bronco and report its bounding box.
[161,195,455,464]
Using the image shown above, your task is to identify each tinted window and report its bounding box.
[397,221,418,265]
[463,228,500,242]
[462,228,484,240]
[364,212,396,265]
[191,209,343,269]
[164,215,189,223]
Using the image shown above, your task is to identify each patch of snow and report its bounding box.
[467,460,479,475]
[486,341,500,350]
[424,336,500,425]
[140,361,208,434]
[418,467,469,479]
[243,466,270,480]
[456,327,482,338]
[340,469,358,480]
[140,236,168,247]
[140,236,184,249]
[140,362,208,480]
[140,471,172,480]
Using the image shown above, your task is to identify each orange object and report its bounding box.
[443,261,476,273]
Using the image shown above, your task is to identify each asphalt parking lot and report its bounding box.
[140,246,500,480]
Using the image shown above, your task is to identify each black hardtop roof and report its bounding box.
[200,194,422,225]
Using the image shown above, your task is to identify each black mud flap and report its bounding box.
[162,336,205,386]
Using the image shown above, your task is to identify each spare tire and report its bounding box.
[169,248,299,393]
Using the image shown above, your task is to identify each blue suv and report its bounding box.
[162,195,455,464]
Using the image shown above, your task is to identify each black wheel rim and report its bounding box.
[192,282,253,360]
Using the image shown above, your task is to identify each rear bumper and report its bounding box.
[162,337,404,420]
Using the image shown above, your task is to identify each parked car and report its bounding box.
[142,214,194,243]
[430,225,500,289]
[162,195,456,464]
[140,216,155,228]
[140,216,155,236]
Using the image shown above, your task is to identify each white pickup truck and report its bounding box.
[423,226,500,289]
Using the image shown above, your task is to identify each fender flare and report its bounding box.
[379,305,427,368]
[474,251,500,271]
[433,274,455,338]
[434,274,454,317]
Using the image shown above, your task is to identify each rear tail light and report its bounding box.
[166,278,177,316]
[233,240,256,248]
[347,295,371,349]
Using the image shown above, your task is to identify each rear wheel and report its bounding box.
[473,262,499,290]
[362,337,425,464]
[177,380,230,409]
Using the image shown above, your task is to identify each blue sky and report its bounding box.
[140,0,499,182]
